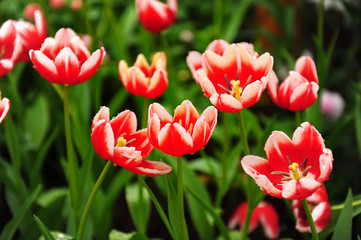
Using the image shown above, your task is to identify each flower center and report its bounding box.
[218,74,252,101]
[271,156,312,181]
[115,136,136,148]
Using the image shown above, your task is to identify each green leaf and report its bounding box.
[109,230,147,240]
[0,185,42,240]
[125,182,151,234]
[37,188,68,208]
[187,187,230,240]
[38,231,74,240]
[34,215,56,240]
[331,189,353,240]
[166,174,183,240]
[143,182,175,239]
[356,90,361,158]
[24,95,50,150]
[224,0,252,42]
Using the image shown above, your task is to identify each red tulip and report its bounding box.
[241,122,333,200]
[228,201,279,239]
[148,100,217,156]
[186,39,230,83]
[268,56,319,111]
[14,9,47,62]
[0,96,10,124]
[91,106,172,177]
[196,42,273,113]
[29,28,105,85]
[136,0,177,33]
[119,52,168,98]
[292,185,331,233]
[0,20,21,77]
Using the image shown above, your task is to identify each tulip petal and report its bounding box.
[295,56,318,83]
[241,156,283,198]
[186,51,202,81]
[147,69,168,98]
[289,81,319,111]
[158,123,193,156]
[113,146,142,168]
[147,113,161,148]
[91,120,114,160]
[110,110,137,139]
[77,48,104,83]
[127,129,153,159]
[173,100,200,131]
[148,103,173,126]
[210,93,243,113]
[197,69,217,97]
[92,106,110,130]
[282,178,321,200]
[240,80,263,109]
[128,160,172,177]
[29,50,60,83]
[54,47,80,84]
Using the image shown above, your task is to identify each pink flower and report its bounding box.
[268,56,319,111]
[320,90,345,120]
[147,100,218,156]
[241,122,333,200]
[228,201,279,239]
[196,42,273,113]
[14,9,47,62]
[91,106,172,177]
[50,0,66,9]
[136,0,177,33]
[70,0,83,11]
[292,185,331,232]
[0,95,10,124]
[24,3,44,21]
[186,39,230,82]
[29,28,104,85]
[0,20,20,77]
[118,52,168,98]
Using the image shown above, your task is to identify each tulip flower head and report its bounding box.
[196,42,273,113]
[320,90,345,120]
[241,122,333,200]
[14,9,47,62]
[228,201,279,239]
[292,185,331,233]
[29,28,105,85]
[91,106,172,177]
[0,20,21,77]
[147,100,218,156]
[187,39,230,83]
[268,56,319,111]
[119,52,168,98]
[136,0,177,33]
[0,94,10,124]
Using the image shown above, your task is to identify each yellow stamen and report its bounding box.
[116,137,127,147]
[289,162,300,180]
[187,123,194,134]
[145,77,150,85]
[231,80,241,101]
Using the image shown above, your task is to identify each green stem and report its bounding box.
[177,156,188,240]
[213,0,223,38]
[142,98,149,129]
[237,111,250,155]
[81,0,93,46]
[332,199,361,211]
[295,111,302,127]
[76,161,113,240]
[302,198,319,240]
[241,200,253,240]
[64,85,80,224]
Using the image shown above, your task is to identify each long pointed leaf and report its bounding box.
[34,215,56,240]
[331,189,353,240]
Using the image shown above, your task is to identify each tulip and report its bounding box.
[29,28,105,85]
[0,20,21,77]
[118,52,168,98]
[186,39,229,83]
[136,0,177,33]
[228,201,279,239]
[292,185,331,233]
[14,9,47,62]
[0,95,10,124]
[147,100,217,156]
[320,90,345,120]
[268,56,319,111]
[241,122,333,200]
[91,106,172,177]
[196,42,273,113]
